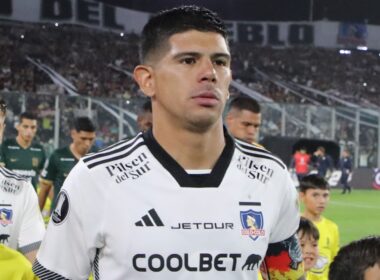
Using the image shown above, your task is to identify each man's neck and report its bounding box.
[16,136,32,149]
[69,143,83,160]
[152,122,226,170]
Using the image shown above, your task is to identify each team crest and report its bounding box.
[0,208,13,226]
[240,210,265,241]
[32,157,39,167]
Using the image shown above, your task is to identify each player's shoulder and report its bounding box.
[323,216,339,229]
[0,166,29,182]
[53,146,71,157]
[81,133,145,170]
[1,138,16,146]
[234,138,286,170]
[0,167,31,195]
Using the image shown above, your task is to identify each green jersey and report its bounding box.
[0,138,46,189]
[40,146,78,210]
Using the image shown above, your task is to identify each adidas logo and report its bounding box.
[135,208,164,227]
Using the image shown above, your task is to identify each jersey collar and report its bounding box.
[143,127,235,188]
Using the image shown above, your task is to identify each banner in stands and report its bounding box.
[2,0,380,49]
[0,0,149,33]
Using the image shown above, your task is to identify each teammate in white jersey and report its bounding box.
[0,99,45,263]
[34,6,305,279]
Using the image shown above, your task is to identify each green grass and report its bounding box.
[301,189,380,246]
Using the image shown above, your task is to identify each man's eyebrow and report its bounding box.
[172,52,231,60]
[211,53,231,60]
[172,52,200,60]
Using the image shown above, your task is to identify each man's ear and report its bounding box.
[134,65,155,97]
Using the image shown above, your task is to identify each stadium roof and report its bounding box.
[96,0,380,24]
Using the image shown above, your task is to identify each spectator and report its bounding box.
[338,149,353,194]
[311,146,333,179]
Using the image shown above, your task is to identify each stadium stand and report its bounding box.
[1,22,380,108]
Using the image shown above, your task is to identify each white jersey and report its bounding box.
[0,167,45,254]
[34,131,300,280]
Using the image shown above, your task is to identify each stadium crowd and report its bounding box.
[1,22,380,108]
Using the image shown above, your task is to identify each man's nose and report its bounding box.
[199,59,217,82]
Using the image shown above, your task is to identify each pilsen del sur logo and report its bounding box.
[104,152,151,183]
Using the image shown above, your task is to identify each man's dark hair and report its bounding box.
[317,146,326,153]
[227,96,261,114]
[299,174,330,192]
[329,236,380,280]
[141,99,152,113]
[71,117,96,132]
[297,217,319,241]
[140,5,228,63]
[19,112,37,122]
[0,99,6,115]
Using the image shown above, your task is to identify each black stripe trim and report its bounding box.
[235,145,286,170]
[33,260,70,280]
[235,138,271,154]
[86,141,145,169]
[149,208,164,226]
[236,141,285,168]
[239,202,261,206]
[83,134,142,163]
[0,167,29,181]
[94,248,100,280]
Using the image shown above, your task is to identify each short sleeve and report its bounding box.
[34,160,106,280]
[270,170,300,243]
[18,181,45,254]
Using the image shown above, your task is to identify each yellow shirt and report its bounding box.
[308,216,340,280]
[0,244,38,280]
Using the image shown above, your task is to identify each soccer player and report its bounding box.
[34,6,304,279]
[225,95,262,145]
[299,174,340,280]
[137,99,152,132]
[0,99,45,264]
[329,235,380,280]
[297,217,320,279]
[38,117,96,212]
[0,111,46,190]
